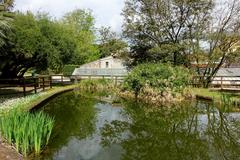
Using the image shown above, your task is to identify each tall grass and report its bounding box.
[0,110,54,156]
[221,94,233,106]
[78,79,113,91]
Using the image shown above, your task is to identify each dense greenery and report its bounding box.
[122,0,213,66]
[78,79,114,92]
[62,65,79,76]
[0,0,13,46]
[0,110,54,156]
[0,9,99,78]
[98,27,128,58]
[123,63,192,98]
[122,0,240,86]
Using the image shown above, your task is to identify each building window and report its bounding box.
[106,62,109,68]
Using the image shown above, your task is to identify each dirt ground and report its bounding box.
[0,142,22,160]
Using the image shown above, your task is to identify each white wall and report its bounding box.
[80,56,126,69]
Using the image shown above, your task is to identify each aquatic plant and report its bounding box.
[78,79,113,91]
[0,110,54,156]
[221,94,233,106]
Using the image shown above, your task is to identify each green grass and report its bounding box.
[0,85,77,113]
[0,110,54,156]
[190,88,240,100]
[190,88,223,99]
[189,88,240,110]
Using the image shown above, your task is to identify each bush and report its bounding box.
[123,63,192,97]
[63,65,79,75]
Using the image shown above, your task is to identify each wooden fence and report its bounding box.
[0,76,52,97]
[192,75,240,89]
[1,74,240,97]
[0,74,126,97]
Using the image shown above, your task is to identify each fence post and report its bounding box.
[42,77,45,91]
[34,78,37,94]
[23,78,26,97]
[61,75,64,85]
[115,76,117,86]
[221,76,223,90]
[50,76,52,88]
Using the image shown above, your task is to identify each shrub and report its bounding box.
[0,110,54,156]
[123,63,192,97]
[63,65,79,75]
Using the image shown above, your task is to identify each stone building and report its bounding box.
[72,56,128,76]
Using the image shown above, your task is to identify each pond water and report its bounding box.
[38,91,240,160]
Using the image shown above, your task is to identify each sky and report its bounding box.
[14,0,125,32]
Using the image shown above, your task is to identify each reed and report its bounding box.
[0,110,54,156]
[78,79,113,91]
[221,94,233,106]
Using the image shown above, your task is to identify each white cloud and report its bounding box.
[14,0,125,32]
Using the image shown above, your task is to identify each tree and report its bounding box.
[189,0,240,87]
[0,0,14,11]
[62,9,100,63]
[0,0,14,46]
[98,26,128,58]
[37,13,77,71]
[123,0,240,87]
[0,12,54,78]
[122,0,213,66]
[0,9,101,78]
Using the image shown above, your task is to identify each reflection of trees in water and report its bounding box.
[205,106,240,160]
[41,91,97,155]
[100,100,240,160]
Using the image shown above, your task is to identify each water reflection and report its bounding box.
[39,91,125,160]
[40,91,97,159]
[38,91,240,160]
[100,100,240,160]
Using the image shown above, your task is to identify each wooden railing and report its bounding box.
[192,75,240,89]
[0,76,52,97]
[0,74,127,97]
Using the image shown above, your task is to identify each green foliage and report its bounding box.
[122,0,213,66]
[0,10,100,78]
[0,0,14,47]
[98,26,128,58]
[0,0,14,11]
[62,65,79,75]
[62,9,100,63]
[78,79,113,91]
[123,63,192,97]
[0,110,54,156]
[220,94,235,111]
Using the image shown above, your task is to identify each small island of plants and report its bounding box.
[121,63,193,104]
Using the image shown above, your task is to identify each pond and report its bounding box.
[37,91,240,160]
